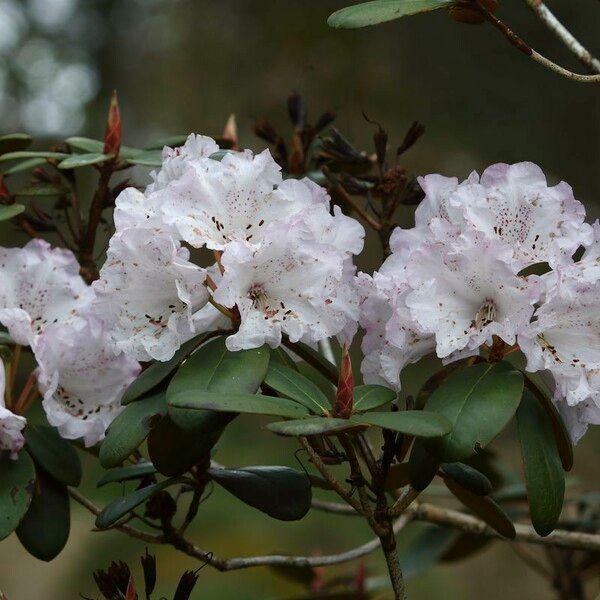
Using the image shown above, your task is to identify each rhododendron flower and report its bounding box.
[357,272,434,390]
[214,223,360,351]
[520,272,600,409]
[0,359,26,459]
[556,397,600,445]
[405,231,543,358]
[416,162,592,268]
[94,228,209,362]
[35,315,140,446]
[0,239,92,346]
[158,147,288,250]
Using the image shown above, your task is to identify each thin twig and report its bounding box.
[415,502,600,552]
[68,486,414,571]
[522,0,600,74]
[471,1,600,83]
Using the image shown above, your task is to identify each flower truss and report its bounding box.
[358,162,599,443]
[95,134,365,356]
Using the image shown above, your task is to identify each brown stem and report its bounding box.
[80,165,113,283]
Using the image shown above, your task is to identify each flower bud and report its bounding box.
[449,0,498,25]
[334,344,354,418]
[103,90,122,156]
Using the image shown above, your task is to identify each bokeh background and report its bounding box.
[0,1,598,598]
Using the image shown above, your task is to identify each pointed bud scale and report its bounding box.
[104,90,122,156]
[334,344,354,418]
[222,113,239,150]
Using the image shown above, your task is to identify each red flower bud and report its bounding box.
[334,344,354,418]
[103,90,122,156]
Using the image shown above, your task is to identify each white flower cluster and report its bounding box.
[94,134,365,357]
[0,239,140,452]
[358,162,598,443]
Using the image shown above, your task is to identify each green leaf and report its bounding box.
[144,135,189,151]
[408,439,440,491]
[328,0,452,29]
[0,451,35,540]
[0,151,69,162]
[97,462,157,487]
[208,466,311,521]
[267,417,366,437]
[66,136,141,159]
[445,478,516,539]
[352,384,396,412]
[147,415,225,477]
[264,361,331,415]
[166,337,270,431]
[517,390,565,537]
[99,392,167,469]
[351,411,452,438]
[14,183,69,197]
[122,334,207,405]
[0,133,33,155]
[3,158,46,175]
[526,380,573,471]
[440,462,492,496]
[95,477,185,529]
[16,468,70,561]
[0,204,25,221]
[424,362,523,462]
[58,153,110,169]
[399,525,458,578]
[269,347,298,371]
[384,462,410,491]
[297,361,335,403]
[24,425,82,486]
[124,150,162,167]
[169,390,310,419]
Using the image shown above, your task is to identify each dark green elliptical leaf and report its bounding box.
[97,462,157,487]
[263,361,331,415]
[0,204,25,221]
[517,390,565,537]
[440,462,492,496]
[24,425,82,486]
[408,439,440,492]
[95,477,186,529]
[208,466,311,521]
[166,337,270,431]
[17,468,70,561]
[352,411,452,438]
[328,0,452,29]
[0,451,35,540]
[99,392,167,468]
[424,362,523,462]
[352,384,396,412]
[399,525,457,578]
[267,417,364,437]
[445,478,516,539]
[122,334,207,405]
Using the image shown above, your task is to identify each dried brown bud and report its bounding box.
[287,90,307,128]
[397,121,425,157]
[449,0,499,25]
[140,549,156,597]
[103,90,122,156]
[334,345,354,419]
[314,110,336,133]
[173,568,202,600]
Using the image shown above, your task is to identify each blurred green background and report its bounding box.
[0,0,598,598]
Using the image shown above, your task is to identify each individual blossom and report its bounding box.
[405,230,543,359]
[0,359,26,459]
[214,223,359,351]
[357,272,434,390]
[94,228,209,362]
[0,239,92,346]
[519,271,600,409]
[556,396,600,445]
[34,315,140,446]
[157,147,293,250]
[415,162,592,269]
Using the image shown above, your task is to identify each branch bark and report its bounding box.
[522,0,600,74]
